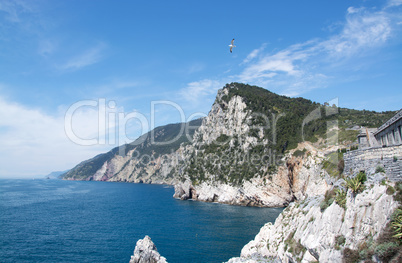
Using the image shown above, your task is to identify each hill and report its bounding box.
[63,119,202,183]
[174,83,396,186]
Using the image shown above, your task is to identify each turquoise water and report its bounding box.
[0,179,283,263]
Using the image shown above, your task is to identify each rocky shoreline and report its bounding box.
[131,177,401,263]
[173,142,331,208]
[227,182,400,262]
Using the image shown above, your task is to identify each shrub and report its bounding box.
[374,216,402,262]
[335,235,346,250]
[343,248,360,263]
[345,177,363,197]
[376,166,386,173]
[391,208,402,239]
[344,171,366,198]
[320,189,336,212]
[335,188,347,209]
[387,185,396,195]
[375,242,399,262]
[356,171,367,183]
[285,231,306,257]
[293,148,306,157]
[338,159,345,174]
[350,145,358,151]
[394,182,402,202]
[267,165,277,175]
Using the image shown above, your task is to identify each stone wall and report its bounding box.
[344,145,402,181]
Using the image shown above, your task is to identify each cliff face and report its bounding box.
[173,142,330,207]
[172,84,331,207]
[227,180,401,263]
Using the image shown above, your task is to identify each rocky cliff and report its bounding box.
[227,178,402,263]
[129,178,401,263]
[173,141,331,207]
[172,83,338,207]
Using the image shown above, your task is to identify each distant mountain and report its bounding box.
[45,170,69,179]
[62,119,202,183]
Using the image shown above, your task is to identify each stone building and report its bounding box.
[374,109,402,147]
[345,109,402,180]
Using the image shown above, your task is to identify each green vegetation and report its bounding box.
[345,177,362,194]
[391,208,402,239]
[293,148,306,157]
[375,242,400,261]
[335,188,347,210]
[347,207,402,263]
[356,170,367,183]
[394,182,402,203]
[376,166,386,173]
[338,129,360,144]
[375,212,402,261]
[344,171,366,198]
[284,231,306,260]
[387,185,396,195]
[320,187,347,211]
[343,247,360,263]
[322,151,344,178]
[320,189,336,212]
[221,83,396,154]
[335,235,346,250]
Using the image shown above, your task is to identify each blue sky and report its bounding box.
[1,0,401,178]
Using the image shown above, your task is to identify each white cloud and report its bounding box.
[387,0,402,7]
[347,7,363,15]
[235,3,398,97]
[0,95,113,178]
[322,9,391,58]
[242,43,267,64]
[0,0,32,23]
[179,79,222,103]
[60,43,106,71]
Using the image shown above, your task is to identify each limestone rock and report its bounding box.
[129,236,167,263]
[173,141,330,207]
[173,84,331,207]
[226,182,399,262]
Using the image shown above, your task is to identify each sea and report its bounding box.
[0,179,283,263]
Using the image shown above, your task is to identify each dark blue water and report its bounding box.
[0,179,283,263]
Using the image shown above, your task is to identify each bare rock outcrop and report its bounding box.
[174,142,330,207]
[227,182,400,262]
[129,236,167,263]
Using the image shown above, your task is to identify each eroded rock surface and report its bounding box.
[129,236,167,263]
